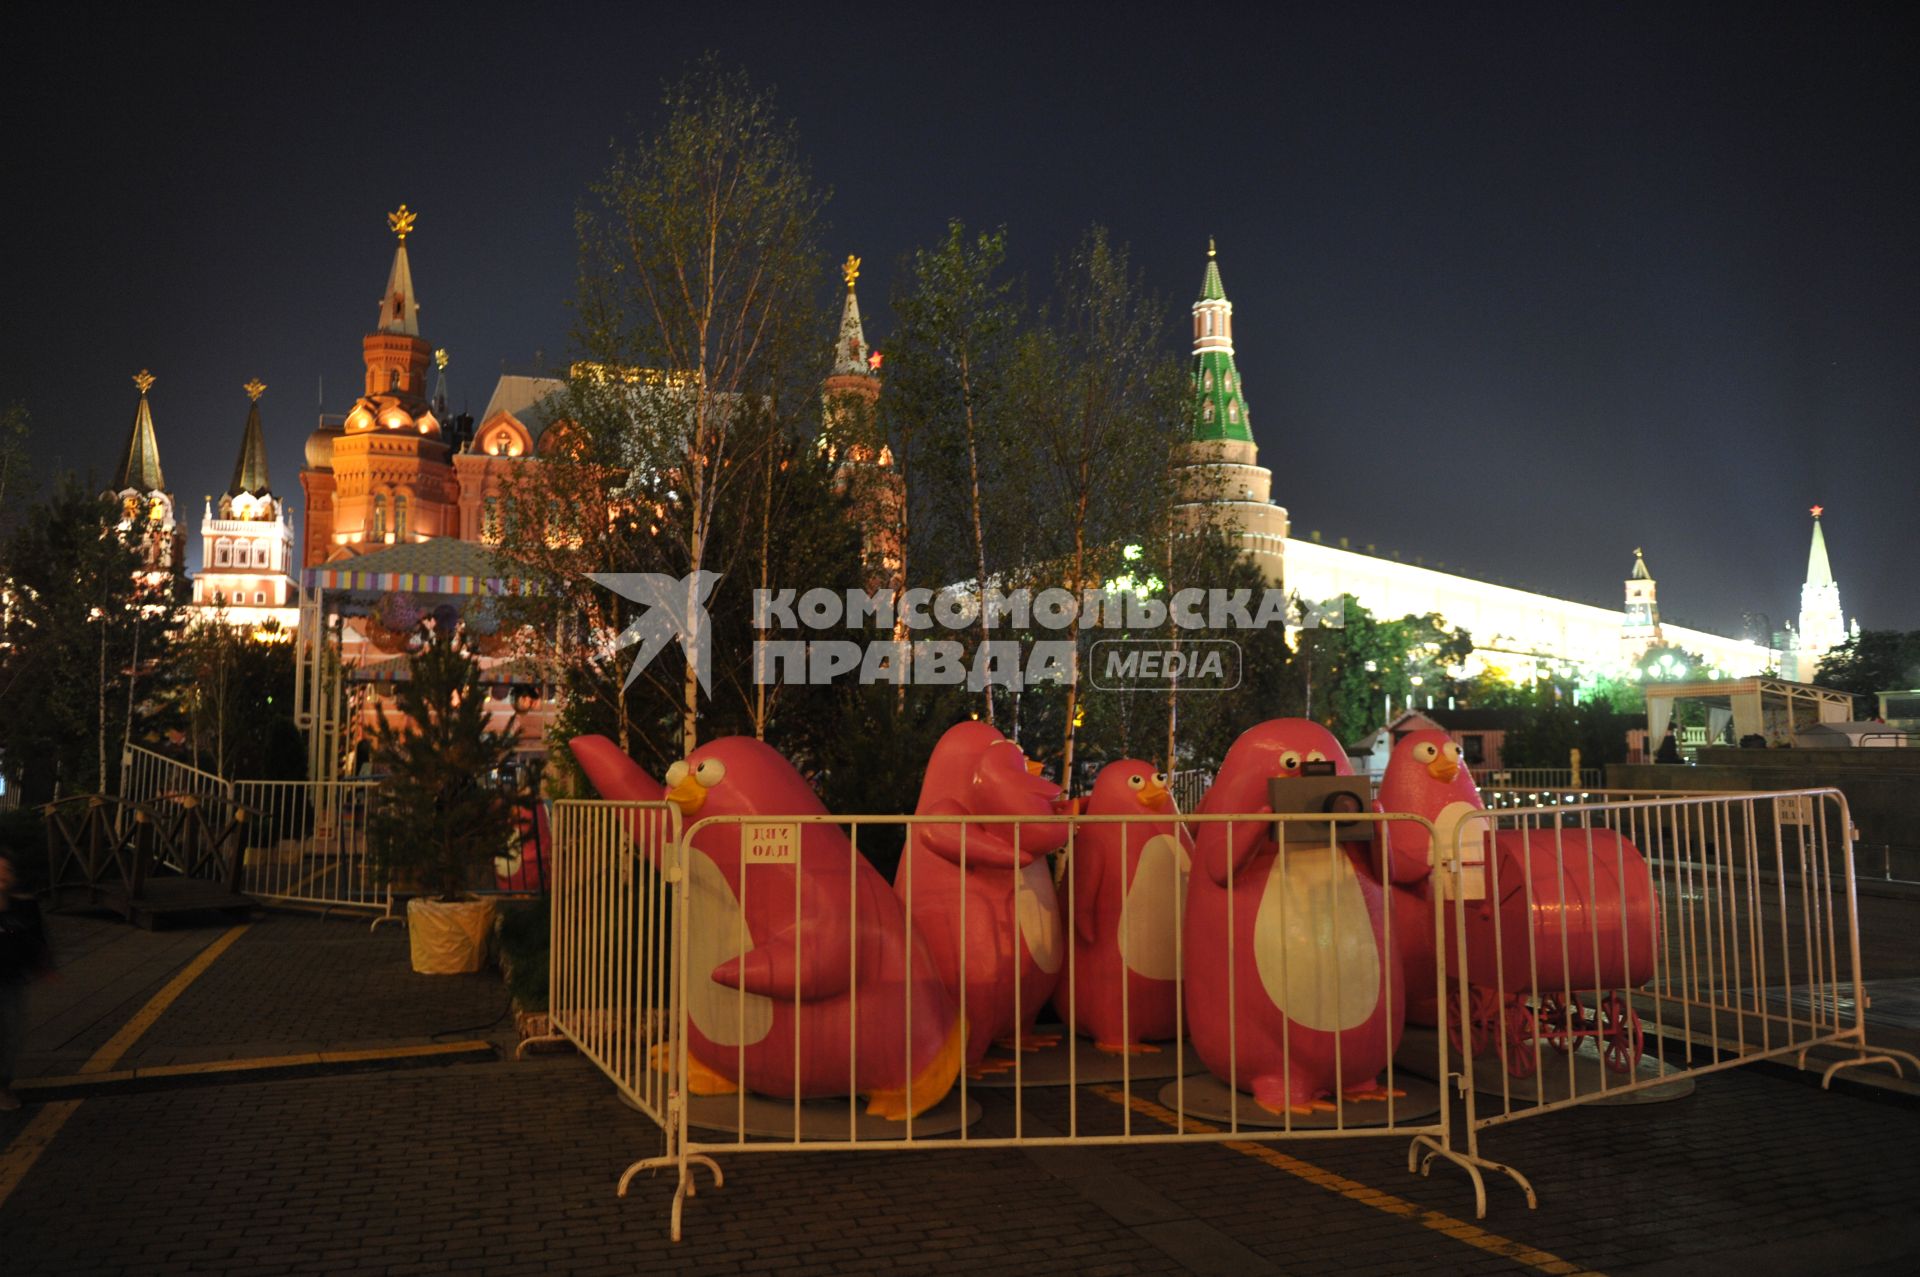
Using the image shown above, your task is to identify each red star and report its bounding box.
[867,349,884,372]
[1810,504,1823,518]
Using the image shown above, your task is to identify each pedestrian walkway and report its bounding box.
[3,904,1919,1274]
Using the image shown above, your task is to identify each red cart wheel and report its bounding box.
[1597,991,1643,1074]
[1503,999,1540,1080]
[1536,994,1577,1054]
[1446,984,1501,1059]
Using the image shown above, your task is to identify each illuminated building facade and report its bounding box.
[191,379,297,628]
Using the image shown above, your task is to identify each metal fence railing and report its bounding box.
[121,744,231,807]
[1438,788,1920,1186]
[519,801,682,1130]
[1168,768,1211,814]
[230,778,391,921]
[549,804,1528,1240]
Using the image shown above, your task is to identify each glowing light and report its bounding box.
[1123,543,1144,562]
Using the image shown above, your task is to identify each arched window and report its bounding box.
[1228,401,1238,423]
[214,539,231,567]
[1203,369,1213,391]
[255,591,266,605]
[394,493,409,540]
[370,494,387,539]
[1203,401,1215,423]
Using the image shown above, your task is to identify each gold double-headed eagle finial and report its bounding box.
[244,378,267,402]
[842,254,861,289]
[434,348,449,370]
[133,369,155,395]
[388,204,417,242]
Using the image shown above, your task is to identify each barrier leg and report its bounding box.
[1407,1133,1536,1218]
[1816,1046,1920,1090]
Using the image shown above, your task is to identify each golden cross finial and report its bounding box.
[132,369,155,395]
[388,204,417,242]
[244,378,267,402]
[434,348,449,370]
[1634,546,1643,558]
[842,254,861,290]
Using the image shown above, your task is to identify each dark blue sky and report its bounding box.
[4,2,1915,634]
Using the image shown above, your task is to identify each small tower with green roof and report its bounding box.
[1174,241,1288,584]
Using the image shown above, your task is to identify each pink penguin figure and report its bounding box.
[1376,730,1486,1025]
[569,734,963,1120]
[1060,760,1193,1053]
[493,799,551,892]
[1184,719,1405,1113]
[896,721,1069,1070]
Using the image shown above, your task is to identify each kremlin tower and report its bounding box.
[821,253,902,593]
[1791,505,1853,680]
[191,380,296,624]
[105,369,184,581]
[1173,242,1288,583]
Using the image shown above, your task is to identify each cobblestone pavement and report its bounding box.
[4,907,1920,1275]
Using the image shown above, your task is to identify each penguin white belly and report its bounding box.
[1119,834,1191,980]
[686,849,774,1047]
[1253,850,1379,1033]
[1016,859,1063,974]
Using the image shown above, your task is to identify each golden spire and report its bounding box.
[842,254,861,290]
[1208,237,1216,259]
[388,204,418,242]
[133,369,155,395]
[434,348,449,370]
[244,378,267,402]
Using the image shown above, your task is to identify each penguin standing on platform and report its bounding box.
[1184,719,1405,1113]
[896,721,1069,1070]
[1059,759,1193,1053]
[570,734,962,1120]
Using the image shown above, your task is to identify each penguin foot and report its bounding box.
[966,1057,1019,1079]
[1093,1040,1162,1056]
[651,1042,737,1096]
[866,1015,966,1121]
[994,1031,1061,1052]
[1251,1074,1333,1115]
[1342,1080,1409,1103]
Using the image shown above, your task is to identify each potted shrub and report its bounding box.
[368,623,520,974]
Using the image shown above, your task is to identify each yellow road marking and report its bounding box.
[15,1039,494,1091]
[80,925,250,1073]
[1092,1085,1601,1277]
[0,924,251,1210]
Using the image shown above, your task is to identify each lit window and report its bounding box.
[1203,370,1213,391]
[215,540,231,567]
[370,494,386,538]
[1228,401,1238,423]
[1203,401,1215,423]
[395,493,409,539]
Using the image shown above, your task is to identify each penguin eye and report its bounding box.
[1153,773,1168,786]
[694,757,727,787]
[665,760,689,787]
[1442,742,1461,762]
[1306,750,1326,763]
[1127,773,1146,789]
[1279,750,1302,772]
[1413,742,1439,763]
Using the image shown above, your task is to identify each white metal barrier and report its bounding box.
[1440,788,1920,1196]
[120,744,231,806]
[1168,768,1211,814]
[230,779,391,921]
[552,806,1523,1241]
[521,801,683,1125]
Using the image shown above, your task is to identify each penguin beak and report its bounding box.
[666,775,708,816]
[1137,777,1169,807]
[1026,759,1046,777]
[1427,757,1460,784]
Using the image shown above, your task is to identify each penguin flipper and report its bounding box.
[711,923,852,1001]
[921,801,1035,869]
[1061,838,1105,945]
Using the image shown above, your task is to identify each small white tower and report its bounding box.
[192,380,298,627]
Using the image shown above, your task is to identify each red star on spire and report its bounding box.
[866,349,884,372]
[1810,504,1824,518]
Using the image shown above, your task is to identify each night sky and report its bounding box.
[5,2,1915,635]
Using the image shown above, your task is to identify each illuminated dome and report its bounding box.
[305,421,343,469]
